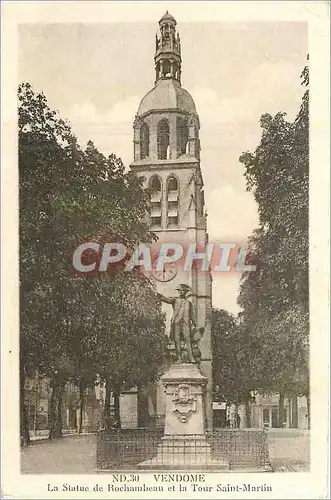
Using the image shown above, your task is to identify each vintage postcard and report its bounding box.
[1,1,330,499]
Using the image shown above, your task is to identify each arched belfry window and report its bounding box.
[168,176,178,192]
[140,123,149,160]
[149,175,162,229]
[157,119,170,160]
[177,117,189,157]
[163,60,171,77]
[150,176,161,193]
[167,175,179,228]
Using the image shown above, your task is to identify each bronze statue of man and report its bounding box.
[157,284,196,363]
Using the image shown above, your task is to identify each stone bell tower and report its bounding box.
[130,12,213,430]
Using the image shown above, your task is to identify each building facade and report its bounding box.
[24,375,102,437]
[248,394,309,430]
[130,12,213,430]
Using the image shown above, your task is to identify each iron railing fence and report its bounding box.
[97,429,271,471]
[211,430,270,470]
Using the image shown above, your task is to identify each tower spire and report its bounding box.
[155,12,181,84]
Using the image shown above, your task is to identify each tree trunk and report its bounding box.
[290,394,298,428]
[137,383,149,428]
[244,392,251,428]
[234,404,241,429]
[103,379,112,431]
[20,368,30,446]
[33,369,39,433]
[113,389,121,429]
[238,403,246,428]
[306,394,310,429]
[49,377,65,439]
[278,392,286,428]
[78,379,85,434]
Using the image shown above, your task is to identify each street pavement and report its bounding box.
[267,429,310,472]
[21,430,310,474]
[21,435,97,474]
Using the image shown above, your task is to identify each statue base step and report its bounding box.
[138,435,229,470]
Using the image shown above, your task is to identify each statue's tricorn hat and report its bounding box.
[176,284,192,292]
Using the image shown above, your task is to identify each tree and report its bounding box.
[237,59,309,425]
[19,82,75,443]
[92,270,168,429]
[212,309,241,403]
[19,83,167,442]
[212,308,264,427]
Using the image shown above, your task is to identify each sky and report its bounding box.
[19,20,307,313]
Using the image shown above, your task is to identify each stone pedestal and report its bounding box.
[139,363,229,470]
[163,363,206,435]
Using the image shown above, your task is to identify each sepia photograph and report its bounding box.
[1,1,330,499]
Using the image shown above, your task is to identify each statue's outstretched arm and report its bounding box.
[157,293,175,305]
[189,294,211,299]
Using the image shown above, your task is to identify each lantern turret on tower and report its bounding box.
[155,11,181,84]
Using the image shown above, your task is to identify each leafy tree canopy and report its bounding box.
[237,60,309,399]
[19,82,166,399]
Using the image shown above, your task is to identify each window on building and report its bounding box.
[281,408,288,428]
[263,409,270,428]
[167,175,179,228]
[149,175,162,229]
[150,216,162,229]
[140,123,149,159]
[163,60,171,76]
[168,176,178,192]
[150,176,161,193]
[271,408,280,428]
[157,119,170,160]
[177,117,189,156]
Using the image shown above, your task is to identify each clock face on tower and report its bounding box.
[152,261,178,282]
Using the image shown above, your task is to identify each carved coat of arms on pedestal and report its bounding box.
[172,384,197,423]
